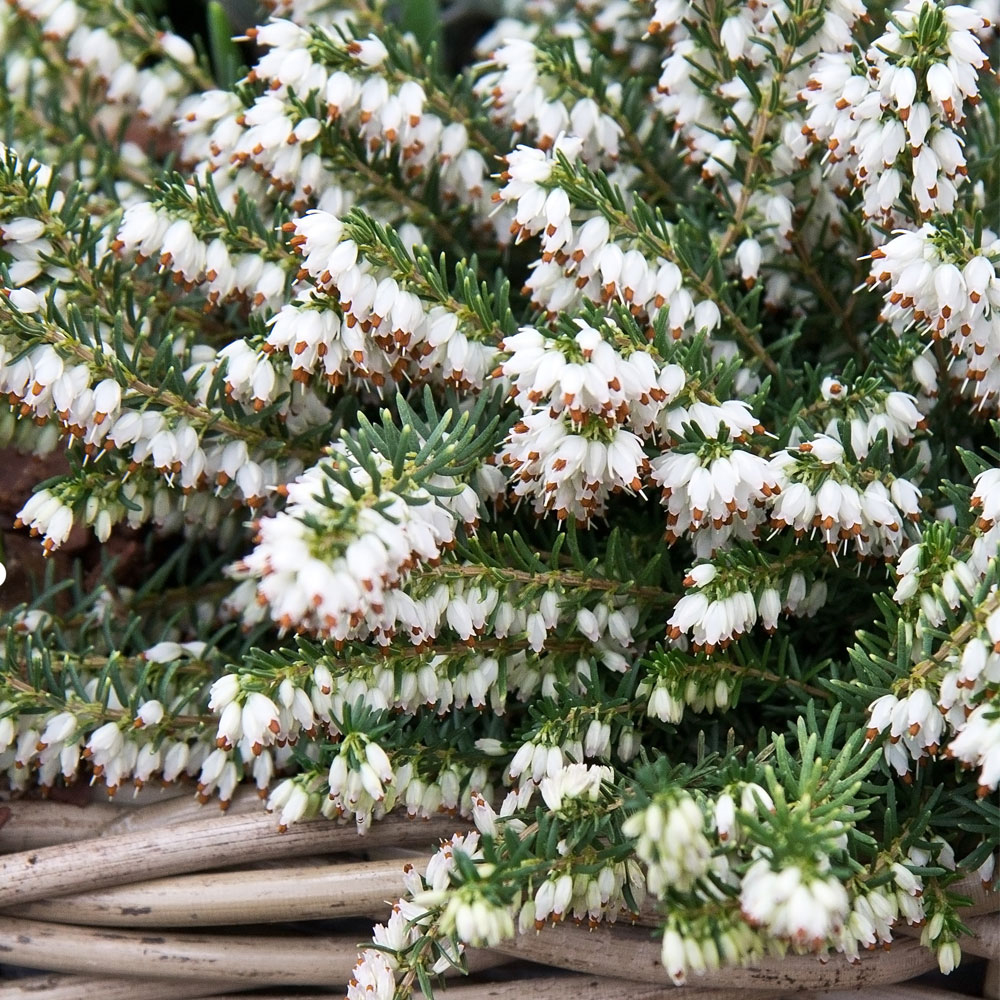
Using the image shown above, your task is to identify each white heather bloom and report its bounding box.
[134,700,164,728]
[235,447,471,639]
[643,677,685,723]
[215,701,242,751]
[740,782,775,815]
[348,36,389,68]
[768,437,914,558]
[365,740,393,784]
[208,673,241,712]
[539,762,611,814]
[871,224,1000,411]
[15,490,75,553]
[667,583,758,650]
[891,861,922,897]
[660,927,689,985]
[714,793,737,842]
[802,3,987,220]
[499,323,674,434]
[741,857,849,947]
[346,949,396,1000]
[866,684,947,775]
[500,408,649,523]
[652,445,779,551]
[424,832,483,893]
[38,711,76,750]
[267,778,315,830]
[947,702,1000,795]
[977,853,997,887]
[439,892,515,948]
[622,792,711,896]
[0,216,45,243]
[242,692,281,755]
[972,468,1000,529]
[84,721,124,771]
[736,238,762,284]
[757,588,781,632]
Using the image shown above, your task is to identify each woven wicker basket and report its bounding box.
[0,787,996,1000]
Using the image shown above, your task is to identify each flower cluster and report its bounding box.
[0,640,224,799]
[0,0,998,994]
[284,210,498,390]
[802,2,989,222]
[769,435,920,558]
[740,856,849,947]
[869,223,1000,411]
[622,790,713,895]
[230,446,479,640]
[866,589,1000,794]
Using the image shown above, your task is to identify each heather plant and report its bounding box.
[0,0,998,995]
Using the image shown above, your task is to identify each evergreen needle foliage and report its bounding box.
[0,0,997,993]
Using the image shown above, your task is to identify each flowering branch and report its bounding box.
[0,0,997,993]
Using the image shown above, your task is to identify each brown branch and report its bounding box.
[4,857,416,927]
[905,588,1000,687]
[424,562,674,604]
[0,808,461,907]
[710,2,822,265]
[0,917,364,986]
